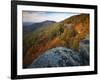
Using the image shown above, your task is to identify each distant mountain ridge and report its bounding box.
[23,22,33,26]
[23,20,56,35]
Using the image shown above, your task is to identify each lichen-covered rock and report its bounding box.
[28,47,89,68]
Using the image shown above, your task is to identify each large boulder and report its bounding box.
[28,47,84,68]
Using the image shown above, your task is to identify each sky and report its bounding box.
[22,11,79,23]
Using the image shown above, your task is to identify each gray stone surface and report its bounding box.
[28,46,89,68]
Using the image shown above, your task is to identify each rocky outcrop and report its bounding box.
[79,39,90,65]
[28,46,89,68]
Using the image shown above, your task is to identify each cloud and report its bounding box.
[22,11,79,23]
[22,11,48,22]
